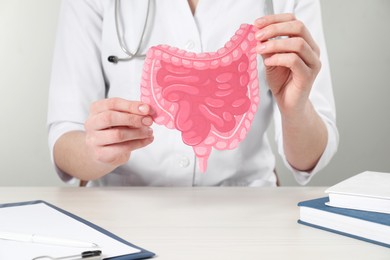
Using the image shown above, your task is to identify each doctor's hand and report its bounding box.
[254,14,321,117]
[84,98,154,168]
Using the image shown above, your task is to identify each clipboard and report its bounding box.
[0,200,155,259]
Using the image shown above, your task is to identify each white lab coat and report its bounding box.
[47,0,338,186]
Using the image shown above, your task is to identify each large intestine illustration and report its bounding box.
[140,24,260,172]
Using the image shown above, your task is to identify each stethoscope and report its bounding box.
[107,0,274,65]
[107,0,151,63]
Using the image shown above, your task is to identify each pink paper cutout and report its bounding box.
[140,24,260,172]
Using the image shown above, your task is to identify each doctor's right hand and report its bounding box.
[84,98,154,168]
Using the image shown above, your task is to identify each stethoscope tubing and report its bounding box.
[108,0,150,63]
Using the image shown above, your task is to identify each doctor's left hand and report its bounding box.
[254,13,321,118]
[253,13,328,172]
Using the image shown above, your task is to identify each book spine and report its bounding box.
[297,220,390,248]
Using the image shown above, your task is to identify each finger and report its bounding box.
[88,126,154,146]
[93,136,154,165]
[254,16,320,56]
[87,110,153,131]
[90,98,152,116]
[256,37,320,69]
[264,53,314,85]
[254,13,297,28]
[264,52,308,72]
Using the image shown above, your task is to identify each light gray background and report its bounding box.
[0,0,389,186]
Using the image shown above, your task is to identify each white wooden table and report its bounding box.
[0,187,388,259]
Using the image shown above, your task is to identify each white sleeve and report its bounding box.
[47,0,105,182]
[273,0,339,185]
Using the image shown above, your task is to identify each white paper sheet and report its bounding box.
[0,202,140,259]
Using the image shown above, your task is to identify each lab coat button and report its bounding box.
[185,40,195,50]
[179,157,190,168]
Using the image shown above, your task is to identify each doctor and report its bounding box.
[47,0,338,186]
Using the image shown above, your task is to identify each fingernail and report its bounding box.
[142,116,153,126]
[147,136,154,143]
[255,18,266,26]
[138,104,148,114]
[255,30,265,39]
[256,43,266,53]
[147,127,153,136]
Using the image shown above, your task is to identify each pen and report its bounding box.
[32,250,102,260]
[0,231,100,248]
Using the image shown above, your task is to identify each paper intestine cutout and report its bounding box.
[140,24,259,172]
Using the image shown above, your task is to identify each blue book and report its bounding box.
[298,197,390,248]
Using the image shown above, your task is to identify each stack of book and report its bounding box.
[298,171,390,248]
